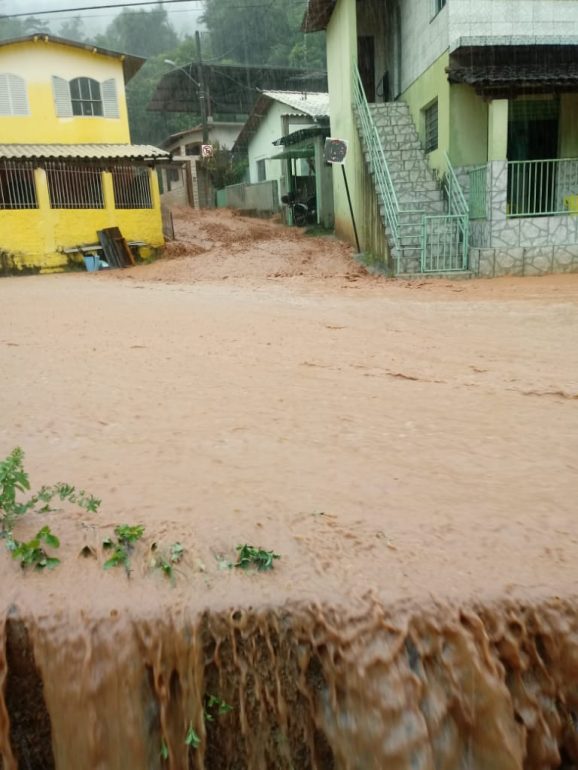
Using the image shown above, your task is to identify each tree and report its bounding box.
[94,4,178,58]
[125,55,194,145]
[201,0,325,69]
[0,0,52,42]
[59,16,85,42]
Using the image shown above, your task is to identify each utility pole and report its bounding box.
[195,30,209,145]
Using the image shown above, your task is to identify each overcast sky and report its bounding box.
[2,0,203,34]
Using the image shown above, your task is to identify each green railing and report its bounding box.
[353,67,469,273]
[352,66,401,250]
[467,164,488,219]
[508,158,578,217]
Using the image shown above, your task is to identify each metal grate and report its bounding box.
[508,158,578,217]
[468,165,488,219]
[424,100,438,154]
[0,160,38,209]
[111,165,153,209]
[421,215,468,273]
[46,162,104,209]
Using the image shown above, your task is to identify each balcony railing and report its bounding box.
[507,158,578,217]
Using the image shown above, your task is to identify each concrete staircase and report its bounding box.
[357,102,466,274]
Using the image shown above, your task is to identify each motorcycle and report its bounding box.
[281,191,317,227]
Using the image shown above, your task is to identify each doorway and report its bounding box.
[507,99,560,215]
[358,36,375,102]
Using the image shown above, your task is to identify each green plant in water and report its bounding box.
[235,544,280,572]
[103,524,144,574]
[0,447,100,536]
[151,541,184,583]
[204,694,233,721]
[185,723,200,749]
[6,526,60,570]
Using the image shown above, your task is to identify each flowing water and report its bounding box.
[2,597,578,769]
[1,212,578,769]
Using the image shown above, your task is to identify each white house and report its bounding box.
[159,120,244,208]
[233,90,333,226]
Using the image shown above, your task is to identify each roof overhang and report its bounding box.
[270,148,315,161]
[447,44,578,98]
[0,144,170,162]
[301,0,336,32]
[272,125,329,147]
[0,34,145,83]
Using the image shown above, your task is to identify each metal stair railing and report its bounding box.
[352,66,401,251]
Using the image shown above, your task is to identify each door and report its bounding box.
[507,99,560,214]
[358,36,375,103]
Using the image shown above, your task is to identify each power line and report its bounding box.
[1,0,203,20]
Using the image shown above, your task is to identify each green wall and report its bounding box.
[402,50,490,170]
[402,51,450,174]
[326,0,360,245]
[451,84,489,166]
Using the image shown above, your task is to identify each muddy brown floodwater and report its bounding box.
[1,208,578,769]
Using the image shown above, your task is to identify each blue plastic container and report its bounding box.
[83,254,99,272]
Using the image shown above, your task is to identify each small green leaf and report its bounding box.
[160,739,169,760]
[185,724,200,749]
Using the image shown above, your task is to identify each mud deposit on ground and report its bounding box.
[1,209,578,768]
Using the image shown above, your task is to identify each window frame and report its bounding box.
[424,99,439,154]
[0,161,38,209]
[256,159,266,182]
[69,77,103,117]
[431,0,446,20]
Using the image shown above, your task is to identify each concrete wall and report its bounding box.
[399,0,449,92]
[1,167,163,272]
[449,0,578,45]
[247,101,313,185]
[0,39,130,144]
[222,180,279,213]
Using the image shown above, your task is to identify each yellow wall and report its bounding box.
[0,39,131,144]
[401,51,450,175]
[1,168,163,272]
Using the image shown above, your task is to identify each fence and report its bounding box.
[0,160,38,209]
[508,158,578,217]
[467,165,488,219]
[46,162,104,209]
[112,165,152,209]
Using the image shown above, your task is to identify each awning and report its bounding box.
[0,144,170,161]
[272,125,329,147]
[269,148,315,161]
[447,44,578,97]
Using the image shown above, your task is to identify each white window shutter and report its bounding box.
[0,73,29,116]
[52,76,72,117]
[0,74,9,115]
[8,74,29,115]
[102,78,119,118]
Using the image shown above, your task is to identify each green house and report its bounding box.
[304,0,578,276]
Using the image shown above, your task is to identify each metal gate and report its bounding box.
[161,204,174,241]
[420,214,469,273]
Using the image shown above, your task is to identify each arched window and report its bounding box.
[69,77,103,116]
[0,73,29,116]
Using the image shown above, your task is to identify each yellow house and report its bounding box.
[0,34,170,273]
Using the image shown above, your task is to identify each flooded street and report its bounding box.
[1,208,578,769]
